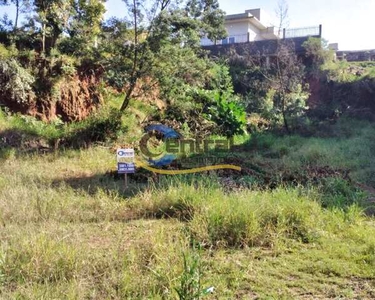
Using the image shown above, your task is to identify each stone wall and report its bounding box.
[336,50,375,62]
[203,36,313,58]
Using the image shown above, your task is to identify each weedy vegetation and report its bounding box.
[1,110,375,299]
[1,0,375,298]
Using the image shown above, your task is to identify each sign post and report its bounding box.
[117,149,135,189]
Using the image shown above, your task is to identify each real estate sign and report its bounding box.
[117,149,135,174]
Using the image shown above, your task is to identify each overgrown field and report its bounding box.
[1,113,375,299]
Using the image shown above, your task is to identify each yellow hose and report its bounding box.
[135,159,241,175]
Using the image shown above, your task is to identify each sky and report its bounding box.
[1,0,375,50]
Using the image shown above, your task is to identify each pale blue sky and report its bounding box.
[1,0,375,50]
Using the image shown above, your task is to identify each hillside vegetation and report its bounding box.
[1,1,375,299]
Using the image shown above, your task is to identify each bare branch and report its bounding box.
[275,0,289,37]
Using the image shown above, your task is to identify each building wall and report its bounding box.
[226,21,250,43]
[246,9,273,27]
[200,18,272,45]
[225,20,265,43]
[249,22,264,41]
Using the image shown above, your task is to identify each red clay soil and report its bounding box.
[55,75,102,122]
[0,75,102,122]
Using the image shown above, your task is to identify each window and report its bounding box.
[222,38,228,45]
[229,37,235,44]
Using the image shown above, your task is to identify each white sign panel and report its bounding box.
[117,149,135,163]
[117,149,134,158]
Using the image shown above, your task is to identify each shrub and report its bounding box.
[302,37,334,75]
[182,89,246,137]
[0,58,35,104]
[319,178,367,209]
[246,113,271,133]
[243,88,275,122]
[204,91,246,137]
[175,246,212,300]
[0,147,16,161]
[245,132,276,151]
[0,43,14,59]
[63,108,126,148]
[162,88,246,138]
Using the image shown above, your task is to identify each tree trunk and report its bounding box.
[275,50,290,134]
[120,0,138,112]
[14,0,19,30]
[120,83,135,111]
[94,36,98,48]
[42,23,46,54]
[281,94,290,134]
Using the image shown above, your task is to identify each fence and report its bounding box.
[201,25,322,47]
[200,34,249,46]
[283,25,322,39]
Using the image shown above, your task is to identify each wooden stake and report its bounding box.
[124,173,128,190]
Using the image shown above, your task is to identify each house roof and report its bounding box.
[225,12,254,22]
[225,10,268,31]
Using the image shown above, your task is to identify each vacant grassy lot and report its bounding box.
[1,114,375,299]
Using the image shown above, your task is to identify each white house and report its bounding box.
[201,8,279,46]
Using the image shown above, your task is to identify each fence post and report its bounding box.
[247,32,250,42]
[319,24,322,37]
[283,28,286,39]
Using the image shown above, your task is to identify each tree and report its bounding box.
[33,0,73,54]
[228,42,308,133]
[302,37,335,76]
[119,0,158,111]
[186,0,226,42]
[271,0,308,132]
[116,0,226,112]
[56,0,106,57]
[0,0,30,30]
[0,13,13,33]
[275,0,289,37]
[13,0,30,30]
[272,43,306,132]
[70,0,106,48]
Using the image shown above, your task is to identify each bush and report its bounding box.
[0,58,35,104]
[175,246,211,300]
[179,89,246,137]
[319,178,366,209]
[244,132,276,151]
[204,91,246,137]
[0,147,16,160]
[63,108,126,148]
[162,88,246,138]
[246,113,271,133]
[302,37,334,75]
[0,43,17,59]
